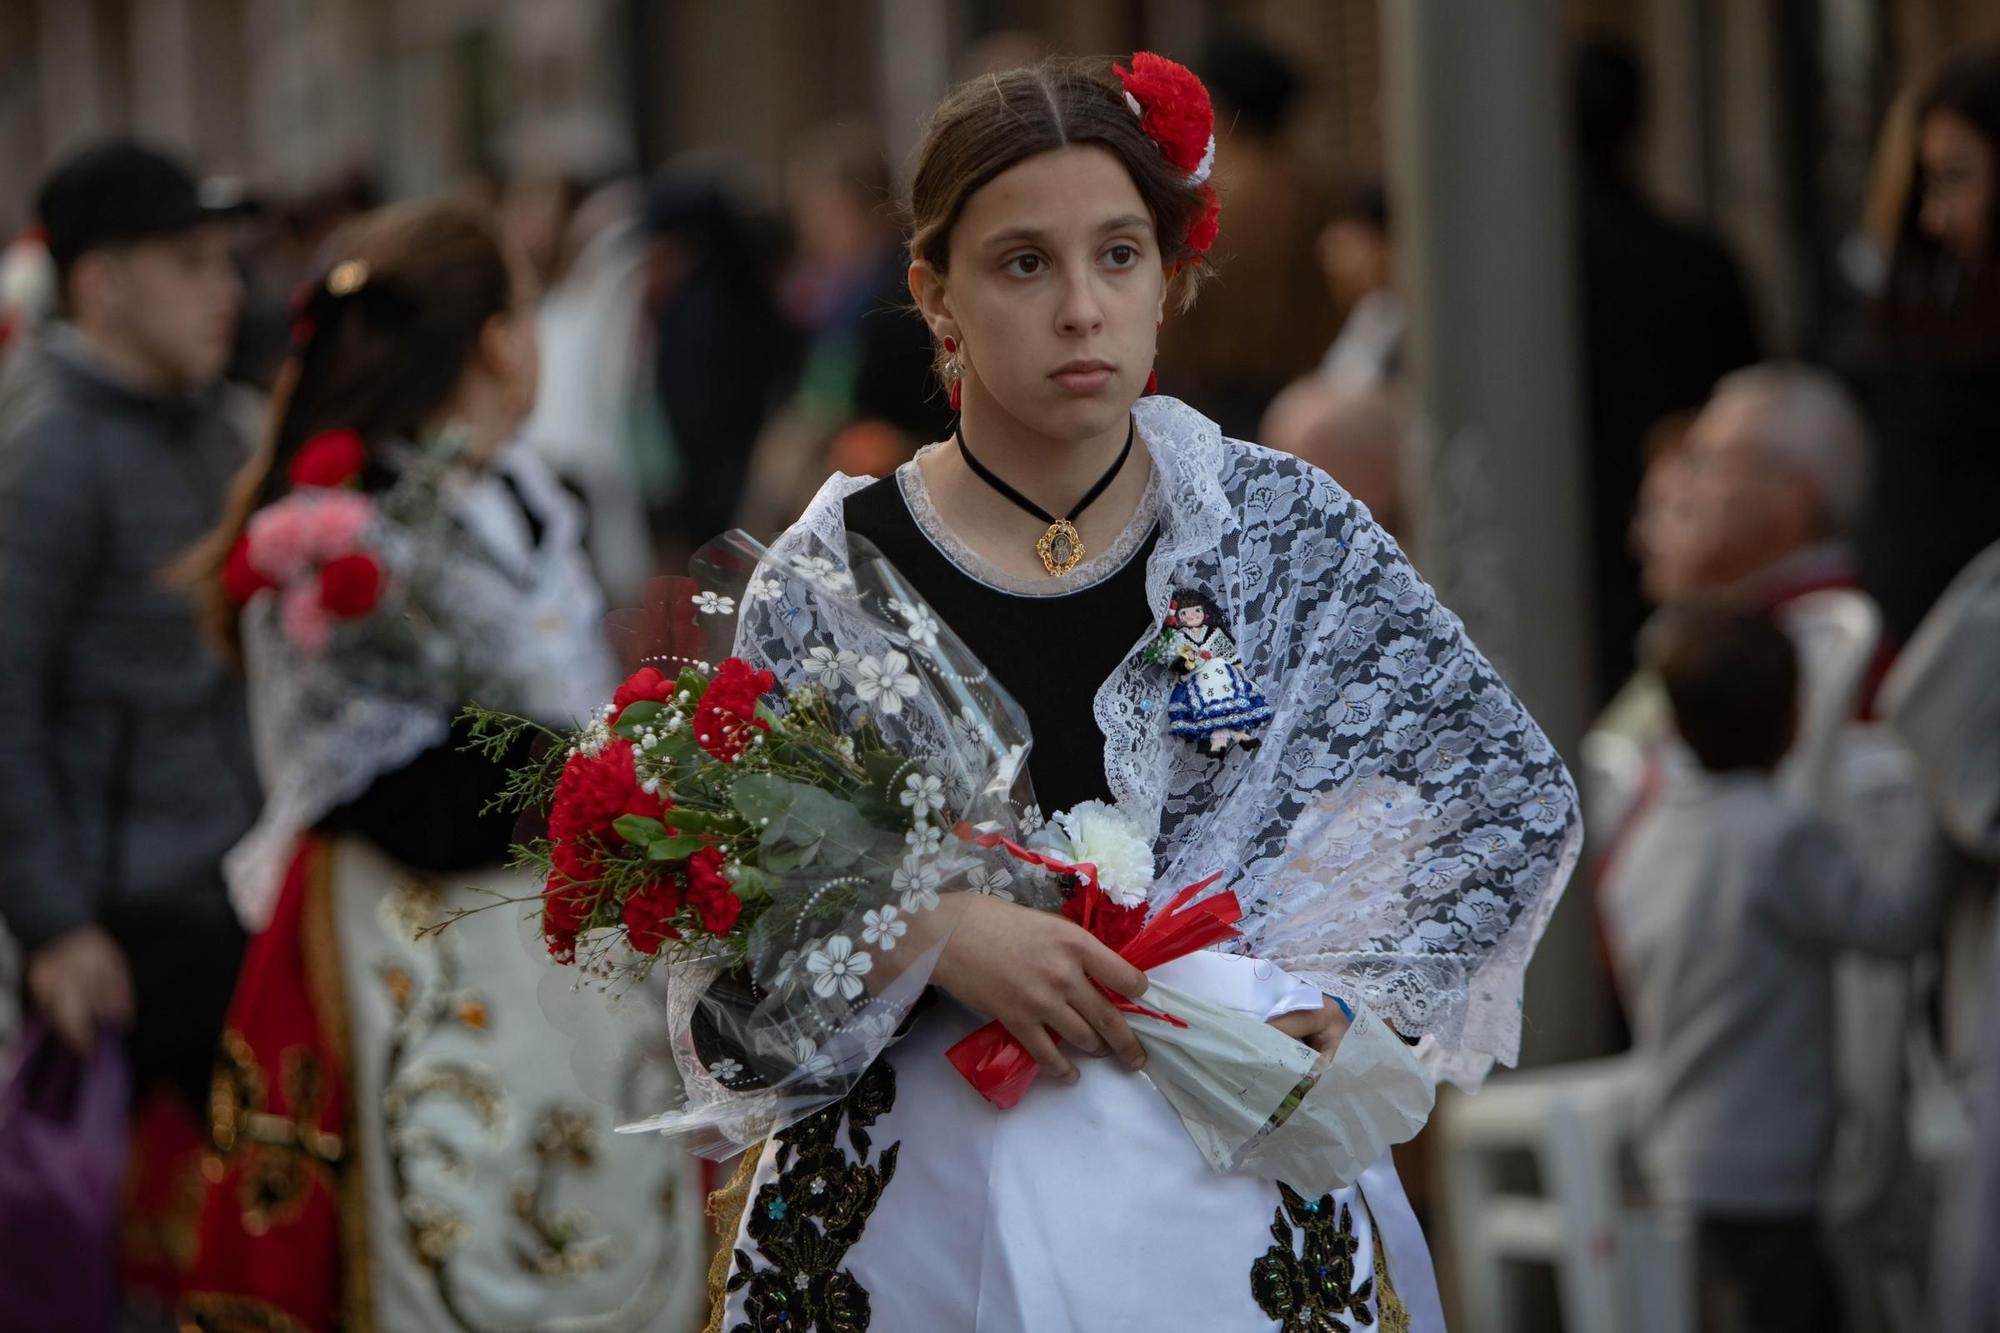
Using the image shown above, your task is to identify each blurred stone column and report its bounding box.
[1381,0,1602,1066]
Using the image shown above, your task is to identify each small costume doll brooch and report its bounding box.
[1144,592,1274,757]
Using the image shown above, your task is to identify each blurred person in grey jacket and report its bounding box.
[0,141,259,1125]
[1605,602,1948,1333]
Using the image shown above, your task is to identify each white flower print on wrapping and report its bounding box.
[709,1056,744,1084]
[801,557,856,595]
[734,396,1581,1092]
[998,742,1031,785]
[743,576,784,604]
[861,905,908,951]
[768,947,802,991]
[892,855,942,913]
[903,823,944,857]
[803,935,872,1000]
[838,1005,902,1046]
[888,599,940,649]
[852,651,920,716]
[790,1036,834,1079]
[693,591,736,616]
[794,555,841,583]
[800,645,855,686]
[899,772,945,821]
[965,865,1015,901]
[950,704,987,753]
[940,763,974,808]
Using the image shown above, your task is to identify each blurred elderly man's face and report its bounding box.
[1678,392,1824,591]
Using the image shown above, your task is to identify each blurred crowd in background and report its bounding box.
[0,2,1997,1330]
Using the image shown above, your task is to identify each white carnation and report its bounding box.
[1042,800,1156,906]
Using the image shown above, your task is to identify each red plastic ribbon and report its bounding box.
[945,825,1240,1109]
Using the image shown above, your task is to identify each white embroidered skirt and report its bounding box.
[716,953,1445,1331]
[330,836,711,1331]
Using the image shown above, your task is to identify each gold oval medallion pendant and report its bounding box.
[1036,519,1086,576]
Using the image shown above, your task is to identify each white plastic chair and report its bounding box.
[1437,1055,1692,1333]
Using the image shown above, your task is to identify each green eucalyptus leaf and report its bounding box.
[612,814,668,847]
[645,834,709,861]
[611,701,665,738]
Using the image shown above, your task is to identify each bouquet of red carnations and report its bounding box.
[459,530,1056,1154]
[472,530,1435,1188]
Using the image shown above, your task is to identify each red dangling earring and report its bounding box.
[944,336,963,412]
[949,379,962,412]
[1146,368,1159,395]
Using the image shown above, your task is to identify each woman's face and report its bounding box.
[1918,109,1994,268]
[915,144,1165,442]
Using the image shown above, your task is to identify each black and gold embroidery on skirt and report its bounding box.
[1249,1183,1376,1332]
[208,1033,344,1234]
[725,1059,900,1332]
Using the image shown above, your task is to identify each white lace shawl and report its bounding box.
[226,442,617,930]
[746,395,1581,1090]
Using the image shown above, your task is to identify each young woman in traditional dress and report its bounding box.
[179,199,709,1332]
[706,55,1581,1332]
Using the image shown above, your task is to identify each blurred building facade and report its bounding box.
[4,0,1998,351]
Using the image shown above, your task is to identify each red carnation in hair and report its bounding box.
[1114,52,1214,176]
[222,535,274,606]
[318,551,384,618]
[289,429,367,490]
[1186,185,1222,258]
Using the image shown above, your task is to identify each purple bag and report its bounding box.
[0,1020,129,1333]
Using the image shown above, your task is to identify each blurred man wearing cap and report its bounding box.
[0,141,259,1148]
